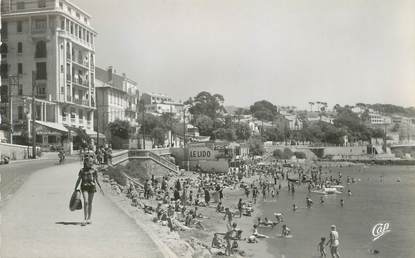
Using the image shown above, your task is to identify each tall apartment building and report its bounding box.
[95,66,139,138]
[0,0,97,146]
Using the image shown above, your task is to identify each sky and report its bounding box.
[72,0,415,109]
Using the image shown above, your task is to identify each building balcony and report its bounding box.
[72,77,89,88]
[72,58,90,70]
[57,31,95,51]
[73,98,89,106]
[70,117,76,123]
[31,27,47,34]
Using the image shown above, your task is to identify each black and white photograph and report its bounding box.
[0,0,414,257]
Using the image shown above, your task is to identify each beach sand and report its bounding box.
[102,170,279,258]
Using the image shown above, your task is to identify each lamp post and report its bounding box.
[7,74,20,144]
[141,100,146,150]
[31,71,37,159]
[182,105,190,171]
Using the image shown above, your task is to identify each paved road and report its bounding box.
[0,155,79,206]
[1,162,164,258]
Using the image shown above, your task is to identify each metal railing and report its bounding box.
[72,98,89,106]
[111,150,129,165]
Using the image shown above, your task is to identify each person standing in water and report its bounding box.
[74,154,103,226]
[326,225,340,258]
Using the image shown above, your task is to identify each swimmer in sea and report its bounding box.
[293,203,297,212]
[317,237,327,257]
[347,189,352,197]
[340,199,344,207]
[320,196,325,204]
[281,224,291,237]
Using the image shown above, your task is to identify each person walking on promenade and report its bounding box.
[326,225,340,258]
[74,154,103,226]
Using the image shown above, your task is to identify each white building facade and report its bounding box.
[95,66,139,138]
[0,0,97,146]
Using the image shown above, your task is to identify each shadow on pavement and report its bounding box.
[55,221,82,226]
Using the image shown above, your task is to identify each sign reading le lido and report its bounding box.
[189,147,214,160]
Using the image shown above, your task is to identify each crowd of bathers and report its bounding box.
[120,159,356,256]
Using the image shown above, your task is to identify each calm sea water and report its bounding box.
[257,165,415,258]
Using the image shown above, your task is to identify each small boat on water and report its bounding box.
[329,185,344,192]
[311,187,342,195]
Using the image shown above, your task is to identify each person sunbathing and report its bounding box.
[211,233,225,248]
[263,217,278,227]
[252,224,269,238]
[216,202,225,213]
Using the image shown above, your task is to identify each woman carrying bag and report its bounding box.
[74,153,104,226]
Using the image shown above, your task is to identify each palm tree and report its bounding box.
[309,102,314,112]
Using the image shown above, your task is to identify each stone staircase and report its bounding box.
[111,149,178,174]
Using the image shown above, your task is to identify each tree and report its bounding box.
[185,91,226,120]
[213,128,236,141]
[108,119,131,139]
[74,127,91,149]
[151,127,166,146]
[138,113,162,136]
[194,114,215,136]
[294,151,306,159]
[234,108,247,123]
[248,136,264,156]
[250,100,279,122]
[263,127,283,142]
[309,102,314,112]
[234,123,251,141]
[273,147,294,159]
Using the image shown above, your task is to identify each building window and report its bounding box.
[17,42,23,53]
[70,108,76,119]
[1,22,8,39]
[0,63,8,77]
[18,106,24,120]
[17,1,25,10]
[59,2,63,9]
[18,84,23,96]
[70,23,74,34]
[0,43,7,54]
[18,63,23,74]
[32,18,47,33]
[35,41,47,58]
[36,62,47,79]
[17,21,23,33]
[38,0,46,8]
[36,105,41,120]
[60,19,64,30]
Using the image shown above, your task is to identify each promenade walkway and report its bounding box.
[1,162,164,258]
